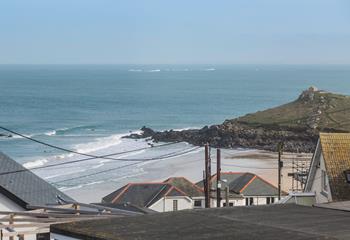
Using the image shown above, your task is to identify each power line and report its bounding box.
[52,146,201,185]
[0,142,187,177]
[0,142,193,177]
[211,161,293,170]
[0,126,180,162]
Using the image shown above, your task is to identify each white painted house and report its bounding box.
[102,182,193,212]
[197,172,282,207]
[305,133,350,204]
[102,177,205,212]
[163,177,205,209]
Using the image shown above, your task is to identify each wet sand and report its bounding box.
[66,148,312,203]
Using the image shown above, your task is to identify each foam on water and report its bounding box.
[23,158,48,168]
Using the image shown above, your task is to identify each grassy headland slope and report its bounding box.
[236,87,350,132]
[127,87,350,153]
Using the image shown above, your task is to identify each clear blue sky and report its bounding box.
[1,0,350,64]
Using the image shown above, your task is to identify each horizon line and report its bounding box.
[1,63,350,66]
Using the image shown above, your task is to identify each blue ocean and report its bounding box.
[1,64,350,196]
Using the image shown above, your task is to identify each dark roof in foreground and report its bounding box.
[0,152,74,209]
[51,204,350,240]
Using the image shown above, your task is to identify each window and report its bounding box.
[321,170,328,192]
[266,197,275,205]
[223,202,234,207]
[194,200,202,207]
[245,197,254,206]
[173,200,178,211]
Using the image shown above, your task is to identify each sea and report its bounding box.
[1,64,350,197]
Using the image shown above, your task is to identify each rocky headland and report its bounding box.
[126,87,350,153]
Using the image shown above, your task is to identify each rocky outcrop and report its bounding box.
[124,87,350,153]
[126,123,318,153]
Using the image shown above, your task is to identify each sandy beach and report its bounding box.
[65,147,312,203]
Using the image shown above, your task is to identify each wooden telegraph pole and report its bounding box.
[278,142,284,200]
[204,143,211,208]
[216,148,221,208]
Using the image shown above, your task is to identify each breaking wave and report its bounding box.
[23,158,48,169]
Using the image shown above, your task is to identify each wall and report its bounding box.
[192,197,205,209]
[211,196,279,207]
[0,192,24,212]
[0,193,43,240]
[310,154,332,203]
[150,196,193,212]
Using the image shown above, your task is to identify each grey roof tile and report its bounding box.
[0,152,74,209]
[163,177,204,197]
[103,183,186,208]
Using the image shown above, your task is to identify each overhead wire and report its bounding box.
[52,146,201,185]
[0,126,181,162]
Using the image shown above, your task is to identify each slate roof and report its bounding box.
[0,152,74,209]
[51,204,350,240]
[102,183,187,208]
[163,177,204,197]
[318,133,350,201]
[93,202,155,214]
[197,172,280,197]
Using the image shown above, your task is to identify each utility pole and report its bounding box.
[216,148,221,208]
[225,186,229,207]
[278,142,284,200]
[204,143,211,208]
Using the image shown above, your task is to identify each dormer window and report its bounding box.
[344,170,350,183]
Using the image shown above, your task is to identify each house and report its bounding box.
[102,182,193,212]
[197,172,282,207]
[163,177,204,208]
[102,177,205,212]
[0,152,146,239]
[305,133,350,204]
[50,204,350,240]
[0,152,74,211]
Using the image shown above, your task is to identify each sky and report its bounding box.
[0,0,350,64]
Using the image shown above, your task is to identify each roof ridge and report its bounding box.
[111,183,132,203]
[164,185,188,197]
[222,171,251,174]
[165,176,204,193]
[145,184,170,207]
[254,175,286,194]
[239,175,257,193]
[123,182,167,186]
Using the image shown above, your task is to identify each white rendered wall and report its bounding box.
[310,154,332,203]
[0,192,24,212]
[211,196,279,207]
[0,193,42,240]
[192,197,205,208]
[150,196,193,212]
